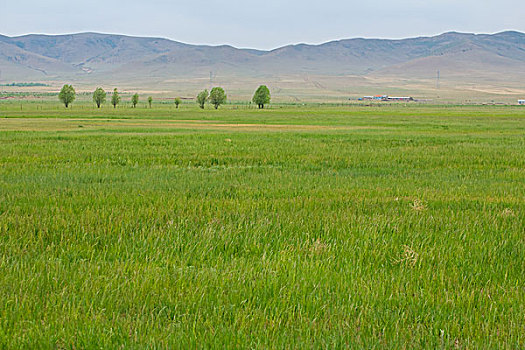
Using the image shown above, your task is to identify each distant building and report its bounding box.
[361,96,385,100]
[519,100,525,105]
[359,95,413,102]
[387,96,414,102]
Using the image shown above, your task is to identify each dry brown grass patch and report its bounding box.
[410,199,426,212]
[394,245,419,267]
[501,208,516,217]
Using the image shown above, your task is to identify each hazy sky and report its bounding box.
[1,0,524,49]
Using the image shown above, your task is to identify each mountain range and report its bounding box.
[0,31,524,95]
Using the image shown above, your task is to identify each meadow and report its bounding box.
[0,102,524,348]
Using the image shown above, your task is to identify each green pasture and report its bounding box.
[0,103,524,348]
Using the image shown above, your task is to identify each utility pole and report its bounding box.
[436,70,440,90]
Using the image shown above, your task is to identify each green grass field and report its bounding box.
[0,102,524,348]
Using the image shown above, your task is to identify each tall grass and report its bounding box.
[0,103,524,348]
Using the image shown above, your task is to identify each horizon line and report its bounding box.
[2,29,523,51]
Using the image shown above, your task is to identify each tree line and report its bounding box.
[58,84,271,109]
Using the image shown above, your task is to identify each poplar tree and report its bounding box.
[93,87,106,108]
[59,84,76,108]
[111,88,121,108]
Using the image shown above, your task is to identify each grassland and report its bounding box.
[0,102,524,348]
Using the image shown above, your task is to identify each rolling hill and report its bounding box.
[0,31,524,96]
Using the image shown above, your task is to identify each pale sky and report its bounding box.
[1,0,524,50]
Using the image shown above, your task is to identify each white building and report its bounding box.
[519,100,525,105]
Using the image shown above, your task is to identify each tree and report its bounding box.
[92,87,106,108]
[196,89,208,109]
[252,85,271,109]
[58,84,76,108]
[174,97,181,108]
[148,96,153,108]
[111,88,121,108]
[209,87,227,109]
[131,93,139,108]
